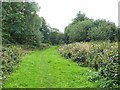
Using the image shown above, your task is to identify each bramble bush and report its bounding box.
[58,42,118,87]
[1,45,23,79]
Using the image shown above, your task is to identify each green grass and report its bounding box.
[3,46,98,88]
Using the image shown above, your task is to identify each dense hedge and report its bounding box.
[58,42,119,87]
[1,45,23,79]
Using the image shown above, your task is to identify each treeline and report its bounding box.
[2,2,118,47]
[64,11,118,43]
[2,2,64,46]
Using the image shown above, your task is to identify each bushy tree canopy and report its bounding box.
[2,2,43,46]
[64,11,117,43]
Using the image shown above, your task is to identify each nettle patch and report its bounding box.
[58,42,119,88]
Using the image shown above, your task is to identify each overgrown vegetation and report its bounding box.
[1,1,119,89]
[58,42,119,88]
[2,46,23,78]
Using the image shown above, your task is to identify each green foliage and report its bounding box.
[64,11,117,43]
[97,78,118,88]
[88,71,118,88]
[37,43,51,50]
[58,42,119,87]
[88,20,116,41]
[65,20,93,42]
[48,28,64,45]
[2,45,23,78]
[39,17,65,45]
[39,17,50,43]
[2,2,43,46]
[2,2,65,47]
[72,11,89,24]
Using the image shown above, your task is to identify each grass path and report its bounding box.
[3,46,98,88]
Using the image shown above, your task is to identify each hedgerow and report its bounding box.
[1,45,23,80]
[58,42,118,87]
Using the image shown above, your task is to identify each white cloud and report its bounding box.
[35,0,119,32]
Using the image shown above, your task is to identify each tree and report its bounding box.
[64,11,117,43]
[2,2,43,46]
[65,19,93,42]
[39,17,50,43]
[72,11,88,24]
[88,19,117,41]
[48,28,64,45]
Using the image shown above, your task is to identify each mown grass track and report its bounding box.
[3,46,98,88]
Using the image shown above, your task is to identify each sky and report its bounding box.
[35,0,119,32]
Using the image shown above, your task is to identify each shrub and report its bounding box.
[1,45,23,79]
[38,43,51,50]
[58,42,119,87]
